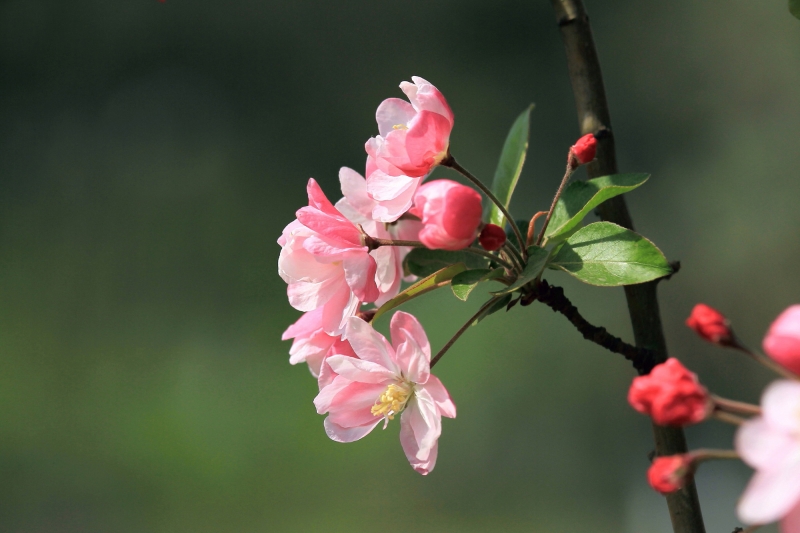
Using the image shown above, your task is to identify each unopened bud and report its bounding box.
[570,133,597,165]
[763,305,800,375]
[628,358,712,426]
[479,224,506,251]
[686,303,734,346]
[648,454,694,494]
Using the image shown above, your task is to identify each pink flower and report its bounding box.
[736,380,800,530]
[336,167,420,305]
[627,358,712,426]
[685,303,733,346]
[278,178,379,335]
[365,77,454,222]
[570,133,597,165]
[314,312,456,475]
[410,179,483,251]
[763,305,800,376]
[648,455,694,494]
[282,308,339,378]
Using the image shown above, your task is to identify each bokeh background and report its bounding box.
[1,1,799,531]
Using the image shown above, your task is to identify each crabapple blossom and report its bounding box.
[736,380,800,530]
[313,312,456,475]
[685,303,733,346]
[365,77,454,222]
[648,454,694,494]
[410,179,483,251]
[569,133,597,165]
[282,308,339,378]
[763,305,800,376]
[278,178,379,335]
[628,358,712,426]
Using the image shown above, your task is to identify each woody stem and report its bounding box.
[430,296,504,369]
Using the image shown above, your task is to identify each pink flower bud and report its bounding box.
[411,180,482,251]
[685,303,733,345]
[570,133,597,165]
[763,305,800,375]
[648,455,693,494]
[628,358,711,426]
[479,224,506,251]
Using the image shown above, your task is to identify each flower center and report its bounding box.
[392,123,408,130]
[371,381,412,422]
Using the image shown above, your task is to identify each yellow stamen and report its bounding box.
[392,123,408,130]
[371,382,412,422]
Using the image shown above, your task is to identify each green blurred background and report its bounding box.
[1,1,798,531]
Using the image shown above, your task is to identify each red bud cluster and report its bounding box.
[628,358,712,426]
[686,304,733,346]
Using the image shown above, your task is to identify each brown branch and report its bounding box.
[550,1,706,532]
[522,280,657,373]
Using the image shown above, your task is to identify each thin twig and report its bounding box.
[527,211,548,247]
[730,342,797,380]
[523,279,656,373]
[535,161,574,245]
[442,155,527,259]
[430,297,503,368]
[712,411,746,426]
[711,395,761,416]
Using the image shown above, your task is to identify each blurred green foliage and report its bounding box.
[1,1,798,531]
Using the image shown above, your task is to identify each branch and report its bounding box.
[523,280,656,373]
[550,1,706,532]
[430,296,503,368]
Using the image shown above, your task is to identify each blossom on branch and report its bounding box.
[314,312,456,475]
[763,305,800,376]
[685,303,733,346]
[627,358,712,426]
[648,454,694,494]
[411,179,483,251]
[737,380,800,531]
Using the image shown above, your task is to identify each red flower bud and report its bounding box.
[628,358,711,426]
[479,224,506,251]
[648,455,693,494]
[570,133,597,165]
[686,303,733,345]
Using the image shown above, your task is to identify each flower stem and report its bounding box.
[730,340,797,380]
[711,395,761,416]
[430,296,504,369]
[535,161,574,245]
[442,155,527,259]
[366,235,515,271]
[712,411,747,426]
[691,448,740,463]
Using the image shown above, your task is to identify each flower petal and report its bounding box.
[761,380,800,433]
[338,167,375,220]
[390,311,431,373]
[780,500,800,533]
[421,375,456,418]
[375,98,416,137]
[738,454,800,525]
[345,316,397,372]
[736,417,796,470]
[324,417,381,443]
[402,389,441,461]
[281,308,324,340]
[326,354,395,383]
[343,254,380,303]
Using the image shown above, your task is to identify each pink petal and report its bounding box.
[320,284,359,336]
[326,381,388,428]
[286,275,343,312]
[323,417,381,443]
[281,308,325,340]
[390,311,431,383]
[780,500,800,533]
[402,389,442,461]
[343,254,380,303]
[403,76,453,124]
[764,306,800,375]
[296,207,362,247]
[399,416,439,475]
[366,169,417,202]
[376,98,416,137]
[306,178,340,216]
[736,417,797,470]
[404,111,451,171]
[326,354,396,383]
[314,375,353,414]
[738,455,800,525]
[338,167,375,220]
[345,317,397,371]
[421,375,456,419]
[288,329,336,376]
[761,380,800,433]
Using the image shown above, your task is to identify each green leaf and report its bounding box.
[486,106,532,228]
[791,0,800,19]
[450,268,504,301]
[491,245,550,295]
[404,248,489,278]
[544,173,650,243]
[472,294,513,325]
[372,263,467,322]
[549,222,672,287]
[506,219,529,248]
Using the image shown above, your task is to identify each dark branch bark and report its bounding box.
[523,280,657,373]
[549,1,706,532]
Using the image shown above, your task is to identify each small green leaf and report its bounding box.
[486,106,532,228]
[372,263,467,322]
[403,248,490,278]
[791,0,800,19]
[492,245,550,295]
[550,222,672,287]
[472,294,513,325]
[450,268,505,301]
[545,173,650,243]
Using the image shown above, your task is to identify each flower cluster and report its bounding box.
[278,77,482,474]
[629,303,800,532]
